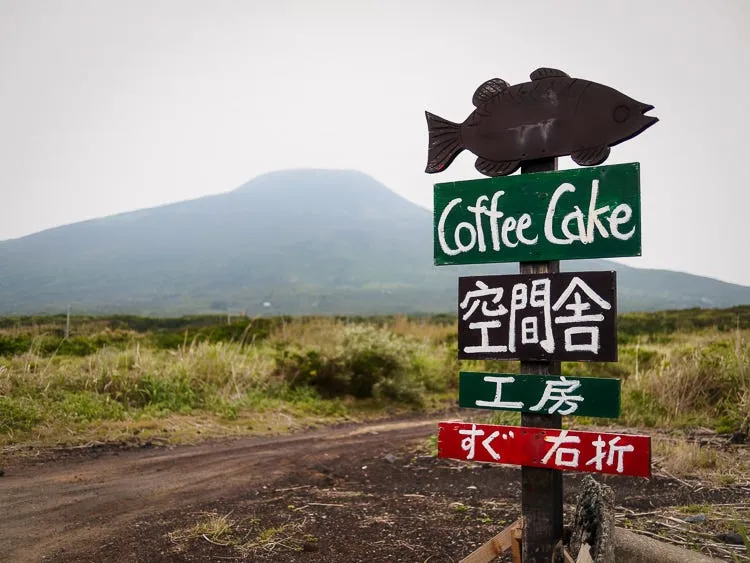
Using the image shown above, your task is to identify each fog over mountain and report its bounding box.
[0,169,747,316]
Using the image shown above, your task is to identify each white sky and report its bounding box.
[1,0,749,286]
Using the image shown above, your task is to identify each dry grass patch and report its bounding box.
[168,511,316,557]
[652,437,748,485]
[386,314,455,345]
[241,519,314,555]
[168,510,237,547]
[268,317,347,348]
[621,330,750,431]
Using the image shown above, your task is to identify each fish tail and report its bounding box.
[425,111,463,173]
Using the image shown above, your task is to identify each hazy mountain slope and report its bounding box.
[0,169,747,315]
[559,259,750,312]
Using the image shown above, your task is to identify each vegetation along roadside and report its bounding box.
[0,306,748,460]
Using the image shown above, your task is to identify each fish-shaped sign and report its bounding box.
[425,67,658,177]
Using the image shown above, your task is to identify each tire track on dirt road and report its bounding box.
[0,417,445,562]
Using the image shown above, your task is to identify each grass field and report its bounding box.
[1,306,748,454]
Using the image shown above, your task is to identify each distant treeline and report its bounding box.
[0,306,746,357]
[616,305,749,342]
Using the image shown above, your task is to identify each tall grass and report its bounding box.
[1,310,748,447]
[621,330,749,431]
[0,319,458,445]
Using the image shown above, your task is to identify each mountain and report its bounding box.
[0,169,748,316]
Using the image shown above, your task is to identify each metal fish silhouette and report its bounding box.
[425,67,658,177]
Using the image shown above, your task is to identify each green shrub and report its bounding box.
[54,391,126,422]
[274,324,446,405]
[129,372,199,412]
[620,388,668,427]
[0,396,41,432]
[274,348,348,395]
[146,331,190,350]
[0,335,33,357]
[205,396,242,420]
[55,337,99,357]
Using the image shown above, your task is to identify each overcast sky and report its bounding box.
[1,0,748,286]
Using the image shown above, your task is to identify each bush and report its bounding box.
[0,396,40,433]
[274,324,447,405]
[128,372,199,412]
[54,391,126,422]
[0,335,33,357]
[55,337,100,356]
[275,348,348,395]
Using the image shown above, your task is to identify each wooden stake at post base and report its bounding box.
[459,518,524,563]
[519,157,563,563]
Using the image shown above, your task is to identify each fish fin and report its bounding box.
[571,146,611,166]
[530,67,570,81]
[475,157,521,177]
[425,111,463,173]
[472,78,509,106]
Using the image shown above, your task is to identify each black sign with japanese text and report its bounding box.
[457,271,617,362]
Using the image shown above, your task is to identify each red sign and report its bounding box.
[438,422,651,478]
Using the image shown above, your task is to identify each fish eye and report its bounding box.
[613,105,630,123]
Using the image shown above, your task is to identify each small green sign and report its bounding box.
[458,372,621,418]
[433,162,641,265]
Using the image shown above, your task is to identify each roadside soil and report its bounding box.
[1,412,748,562]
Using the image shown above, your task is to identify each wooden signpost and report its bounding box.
[458,373,621,419]
[424,67,658,177]
[457,271,618,362]
[438,422,651,478]
[424,67,658,562]
[517,158,565,562]
[434,163,642,266]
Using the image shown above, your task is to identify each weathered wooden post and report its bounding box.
[519,157,562,561]
[425,67,658,562]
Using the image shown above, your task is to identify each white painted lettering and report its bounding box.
[561,206,586,243]
[542,430,582,468]
[508,283,528,353]
[516,214,538,245]
[438,177,638,257]
[464,321,507,354]
[488,191,505,251]
[585,180,611,243]
[437,198,463,256]
[454,222,477,253]
[608,203,635,240]
[501,216,518,248]
[476,376,524,410]
[544,183,576,245]
[467,195,489,252]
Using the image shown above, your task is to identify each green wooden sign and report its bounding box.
[458,372,621,418]
[433,162,641,265]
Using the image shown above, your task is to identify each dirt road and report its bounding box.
[2,415,747,562]
[1,416,445,562]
